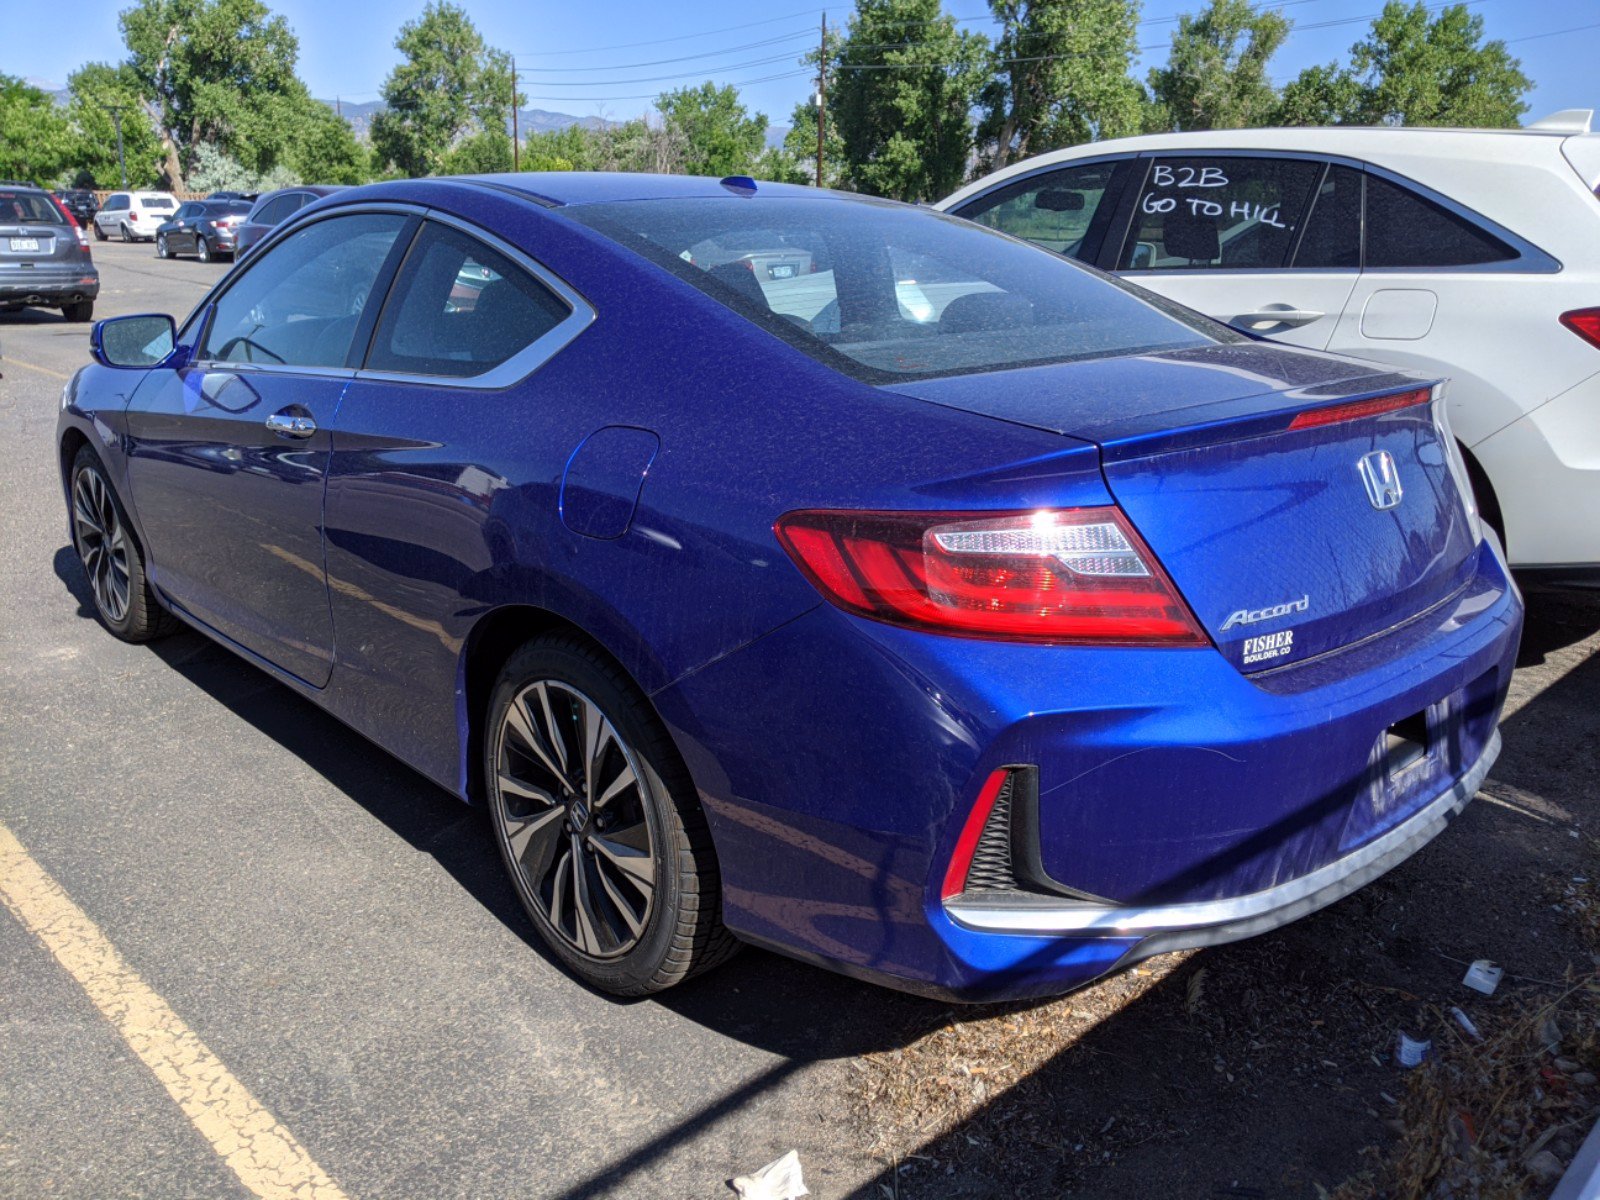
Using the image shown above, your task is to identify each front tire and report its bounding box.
[93,221,106,242]
[69,446,176,642]
[485,636,738,995]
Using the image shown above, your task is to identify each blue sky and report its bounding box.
[10,0,1597,129]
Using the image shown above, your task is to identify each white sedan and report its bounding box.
[940,110,1600,587]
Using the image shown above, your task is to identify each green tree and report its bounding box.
[287,101,370,183]
[833,0,991,201]
[1147,0,1289,131]
[445,130,514,174]
[1273,62,1362,126]
[520,124,599,172]
[0,75,76,185]
[120,0,305,188]
[980,0,1146,169]
[64,63,163,188]
[654,82,768,178]
[371,2,518,177]
[1345,1,1529,126]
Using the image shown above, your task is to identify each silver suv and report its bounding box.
[0,182,99,322]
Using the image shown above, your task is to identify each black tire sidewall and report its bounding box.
[484,639,688,994]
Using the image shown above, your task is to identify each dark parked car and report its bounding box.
[61,174,1521,1001]
[232,185,345,259]
[205,190,258,202]
[155,200,253,262]
[0,182,98,321]
[56,190,100,226]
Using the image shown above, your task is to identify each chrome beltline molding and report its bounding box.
[945,729,1500,946]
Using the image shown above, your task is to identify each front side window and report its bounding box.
[202,212,407,369]
[366,221,571,378]
[568,196,1234,383]
[255,195,297,226]
[105,195,128,211]
[1364,174,1515,268]
[1120,157,1320,271]
[956,161,1132,263]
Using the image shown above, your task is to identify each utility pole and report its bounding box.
[336,95,342,119]
[815,14,827,188]
[103,105,129,190]
[511,58,520,172]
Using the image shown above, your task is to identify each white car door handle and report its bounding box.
[1233,307,1325,330]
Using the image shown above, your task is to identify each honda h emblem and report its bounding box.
[1357,450,1403,511]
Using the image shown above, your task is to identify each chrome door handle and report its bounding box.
[265,411,316,439]
[1234,307,1324,330]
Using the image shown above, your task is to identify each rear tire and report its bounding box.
[69,446,178,643]
[156,234,170,259]
[62,301,94,323]
[484,636,739,995]
[196,237,211,263]
[119,223,132,243]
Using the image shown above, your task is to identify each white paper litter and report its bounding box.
[731,1150,810,1200]
[1462,959,1504,995]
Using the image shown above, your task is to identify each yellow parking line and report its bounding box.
[2,356,71,381]
[0,822,351,1200]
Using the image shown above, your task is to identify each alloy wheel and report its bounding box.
[156,234,168,258]
[493,680,656,959]
[196,238,210,263]
[72,467,131,623]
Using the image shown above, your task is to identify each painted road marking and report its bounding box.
[2,356,71,381]
[0,822,351,1200]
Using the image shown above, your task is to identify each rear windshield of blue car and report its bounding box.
[565,195,1236,382]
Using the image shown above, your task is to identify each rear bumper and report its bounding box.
[0,270,99,305]
[945,729,1496,955]
[656,539,1522,1001]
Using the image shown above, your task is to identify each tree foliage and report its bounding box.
[832,0,990,201]
[0,75,78,186]
[1147,0,1289,131]
[1281,2,1529,127]
[120,0,309,187]
[655,83,768,178]
[979,0,1146,169]
[371,2,517,177]
[64,64,164,188]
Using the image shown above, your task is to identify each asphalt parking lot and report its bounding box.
[2,240,1597,1199]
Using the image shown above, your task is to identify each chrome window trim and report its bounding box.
[352,206,596,392]
[944,730,1499,945]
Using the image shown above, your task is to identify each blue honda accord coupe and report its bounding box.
[57,173,1522,1001]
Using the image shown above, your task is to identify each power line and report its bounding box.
[514,28,815,73]
[1503,20,1600,43]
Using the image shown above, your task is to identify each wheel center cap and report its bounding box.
[568,797,590,830]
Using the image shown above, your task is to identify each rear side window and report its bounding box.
[567,196,1233,383]
[0,192,67,224]
[1364,174,1516,268]
[1293,165,1363,269]
[366,221,571,378]
[956,160,1132,264]
[203,212,408,369]
[1120,157,1320,271]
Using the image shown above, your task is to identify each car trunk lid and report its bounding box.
[887,343,1482,671]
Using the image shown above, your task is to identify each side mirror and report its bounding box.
[1034,189,1085,213]
[92,314,178,369]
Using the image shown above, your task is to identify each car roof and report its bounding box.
[459,172,848,208]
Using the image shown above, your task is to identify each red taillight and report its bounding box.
[49,195,90,251]
[773,507,1207,645]
[941,768,1009,900]
[128,208,139,221]
[1560,308,1600,349]
[1287,387,1432,430]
